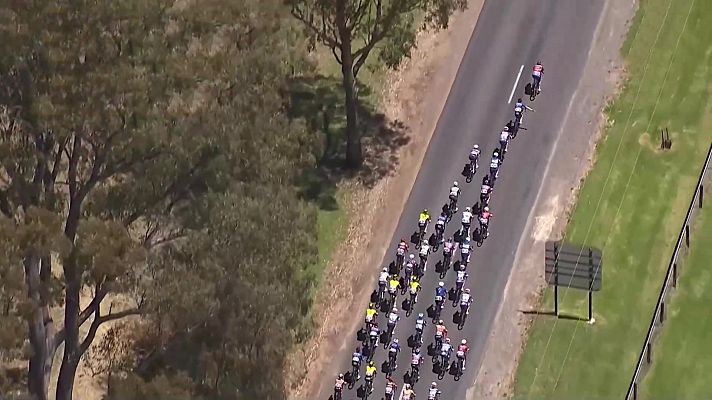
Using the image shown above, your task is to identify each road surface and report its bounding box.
[322,0,606,399]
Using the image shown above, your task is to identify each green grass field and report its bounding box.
[638,194,712,399]
[513,0,712,398]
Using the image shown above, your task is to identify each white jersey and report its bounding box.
[461,211,473,224]
[429,388,440,399]
[460,242,470,254]
[415,318,425,331]
[450,186,460,197]
[352,354,361,363]
[388,312,398,324]
[379,271,389,283]
[500,131,509,142]
[460,292,472,306]
[456,270,467,283]
[481,184,491,194]
[385,384,395,395]
[440,343,452,355]
[411,353,422,365]
[420,244,430,256]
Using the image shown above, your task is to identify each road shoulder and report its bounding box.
[467,0,637,398]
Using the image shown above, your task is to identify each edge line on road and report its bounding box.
[508,64,524,104]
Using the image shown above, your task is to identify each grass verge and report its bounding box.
[513,0,712,398]
[639,190,712,399]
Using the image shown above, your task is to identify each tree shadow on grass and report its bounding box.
[289,74,411,210]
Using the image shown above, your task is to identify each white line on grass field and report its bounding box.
[508,64,524,104]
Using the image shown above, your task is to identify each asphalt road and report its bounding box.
[323,1,605,399]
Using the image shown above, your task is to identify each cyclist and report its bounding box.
[532,61,544,93]
[460,236,471,265]
[334,373,345,396]
[469,144,481,168]
[369,322,380,347]
[387,307,400,335]
[457,339,470,371]
[480,175,492,205]
[402,383,416,400]
[449,181,461,212]
[435,211,447,237]
[396,238,409,263]
[414,312,426,344]
[514,98,534,122]
[443,237,455,264]
[490,149,501,180]
[435,282,447,309]
[441,203,452,222]
[388,338,400,369]
[365,303,377,329]
[411,347,424,375]
[479,206,492,238]
[455,269,468,294]
[385,376,398,400]
[461,206,473,233]
[365,361,377,393]
[409,276,421,304]
[352,347,363,378]
[500,125,510,154]
[435,319,448,349]
[388,274,400,298]
[419,240,431,270]
[428,382,442,400]
[378,267,389,295]
[460,288,473,316]
[418,209,431,230]
[440,337,453,365]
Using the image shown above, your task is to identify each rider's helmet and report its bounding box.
[461,339,467,345]
[537,60,542,65]
[409,254,415,260]
[453,181,459,187]
[438,319,444,325]
[465,236,471,242]
[431,382,438,388]
[465,288,471,294]
[339,373,344,379]
[369,302,374,308]
[394,338,399,344]
[423,208,428,214]
[418,313,424,318]
[404,384,411,389]
[382,267,387,273]
[473,144,479,150]
[465,207,471,212]
[392,307,398,313]
[368,361,375,367]
[503,125,509,132]
[484,206,490,212]
[517,98,523,103]
[438,281,444,287]
[446,338,451,343]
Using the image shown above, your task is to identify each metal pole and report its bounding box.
[554,284,558,316]
[685,225,690,247]
[673,262,678,287]
[588,290,592,322]
[588,248,594,322]
[554,242,559,316]
[700,184,704,208]
[646,342,652,364]
[633,382,638,400]
[660,301,665,324]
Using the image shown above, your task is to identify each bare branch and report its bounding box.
[291,4,339,49]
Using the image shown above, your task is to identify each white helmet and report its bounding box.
[431,382,437,388]
[484,206,490,212]
[418,313,424,318]
[382,267,387,272]
[465,288,471,294]
[394,338,399,344]
[438,281,444,287]
[409,254,415,260]
[392,307,398,313]
[461,339,467,345]
[446,338,451,343]
[453,181,459,187]
[465,207,471,212]
[473,144,479,150]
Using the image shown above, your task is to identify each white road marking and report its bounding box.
[508,64,524,104]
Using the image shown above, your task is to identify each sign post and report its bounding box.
[545,241,602,323]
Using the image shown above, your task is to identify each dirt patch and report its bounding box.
[467,1,637,399]
[288,1,486,398]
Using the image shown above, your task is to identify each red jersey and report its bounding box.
[398,241,408,250]
[533,64,543,73]
[458,344,469,353]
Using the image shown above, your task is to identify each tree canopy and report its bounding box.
[0,0,318,399]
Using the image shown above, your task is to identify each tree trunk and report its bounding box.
[56,261,81,400]
[25,255,55,400]
[335,2,362,169]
